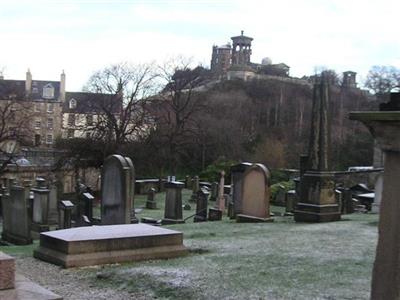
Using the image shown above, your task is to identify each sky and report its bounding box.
[1,0,400,91]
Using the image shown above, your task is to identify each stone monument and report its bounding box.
[194,187,209,222]
[31,178,51,233]
[190,176,200,202]
[350,92,400,300]
[101,155,137,225]
[294,74,340,222]
[162,181,185,224]
[146,188,157,209]
[236,163,273,222]
[230,162,252,219]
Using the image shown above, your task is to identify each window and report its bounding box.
[86,114,93,126]
[47,103,54,113]
[43,83,55,99]
[47,118,53,129]
[34,119,41,129]
[69,99,77,109]
[34,134,41,146]
[67,129,74,138]
[46,134,53,144]
[67,114,75,126]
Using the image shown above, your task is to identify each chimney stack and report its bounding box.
[60,70,66,101]
[25,69,32,96]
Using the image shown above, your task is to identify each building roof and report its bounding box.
[63,92,122,114]
[0,79,60,101]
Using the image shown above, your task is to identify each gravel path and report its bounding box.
[15,257,148,300]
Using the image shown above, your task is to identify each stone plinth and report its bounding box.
[34,224,188,268]
[349,110,400,300]
[0,252,15,290]
[294,171,340,222]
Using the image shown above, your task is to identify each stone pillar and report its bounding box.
[31,178,51,233]
[209,182,218,202]
[372,140,384,213]
[217,171,225,211]
[48,180,59,225]
[162,181,184,224]
[349,93,400,300]
[146,187,157,209]
[294,74,340,222]
[59,200,74,229]
[284,190,297,216]
[82,192,94,221]
[194,187,209,222]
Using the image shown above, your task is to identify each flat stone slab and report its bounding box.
[34,224,188,268]
[0,274,62,299]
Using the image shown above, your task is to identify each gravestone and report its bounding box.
[101,155,136,225]
[350,92,400,299]
[294,74,340,222]
[217,171,226,212]
[1,185,32,245]
[59,200,74,229]
[236,163,273,223]
[146,188,157,209]
[194,187,209,222]
[209,182,218,201]
[284,190,297,216]
[31,178,51,234]
[273,185,286,206]
[231,162,252,219]
[48,181,59,225]
[190,176,200,202]
[162,181,185,224]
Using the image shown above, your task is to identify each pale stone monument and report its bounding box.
[190,176,200,202]
[350,92,400,300]
[294,74,340,222]
[34,224,188,268]
[31,178,51,233]
[217,171,226,212]
[236,163,273,222]
[101,155,136,225]
[146,188,157,209]
[162,181,185,224]
[231,162,252,219]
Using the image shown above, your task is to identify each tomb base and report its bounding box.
[294,203,341,222]
[161,218,185,225]
[236,214,274,223]
[193,215,207,222]
[33,224,188,268]
[1,231,32,245]
[208,208,222,221]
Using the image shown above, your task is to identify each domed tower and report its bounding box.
[231,31,253,66]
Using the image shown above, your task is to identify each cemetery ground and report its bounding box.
[0,189,377,300]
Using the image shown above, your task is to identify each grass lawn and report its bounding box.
[0,189,378,299]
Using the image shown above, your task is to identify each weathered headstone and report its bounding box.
[284,190,297,216]
[59,200,74,229]
[194,187,209,222]
[217,171,226,212]
[146,188,157,209]
[294,74,340,222]
[82,192,94,221]
[209,182,218,202]
[162,181,184,224]
[236,163,273,222]
[101,155,136,225]
[48,180,59,225]
[190,176,200,202]
[231,162,252,219]
[350,93,400,299]
[1,185,32,245]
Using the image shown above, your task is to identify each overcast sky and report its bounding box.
[1,0,399,91]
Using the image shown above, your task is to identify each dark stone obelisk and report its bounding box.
[294,74,340,222]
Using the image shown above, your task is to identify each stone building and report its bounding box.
[210,31,290,80]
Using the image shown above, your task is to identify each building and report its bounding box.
[210,31,290,80]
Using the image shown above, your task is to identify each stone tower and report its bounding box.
[210,44,232,75]
[231,31,253,66]
[342,71,357,88]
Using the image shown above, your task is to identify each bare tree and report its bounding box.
[83,62,158,154]
[365,66,400,99]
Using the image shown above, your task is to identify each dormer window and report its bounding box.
[69,98,77,109]
[43,83,55,99]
